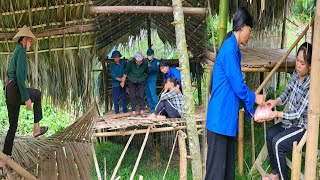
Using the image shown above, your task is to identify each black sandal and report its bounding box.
[34,126,48,138]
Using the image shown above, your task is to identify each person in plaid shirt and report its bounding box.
[147,78,184,119]
[256,42,312,180]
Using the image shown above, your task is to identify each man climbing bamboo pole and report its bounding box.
[172,0,202,179]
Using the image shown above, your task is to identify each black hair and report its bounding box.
[297,42,312,65]
[166,77,180,86]
[18,36,24,43]
[221,7,253,46]
[160,61,169,67]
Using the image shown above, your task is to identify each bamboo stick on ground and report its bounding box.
[0,151,37,180]
[129,127,151,180]
[111,129,137,180]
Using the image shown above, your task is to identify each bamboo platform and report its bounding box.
[241,47,296,68]
[94,106,206,137]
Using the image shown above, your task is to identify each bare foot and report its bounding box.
[140,110,144,116]
[131,111,136,117]
[156,115,167,120]
[147,114,156,119]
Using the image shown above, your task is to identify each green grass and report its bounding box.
[92,141,193,180]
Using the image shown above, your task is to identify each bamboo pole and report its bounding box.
[281,0,288,49]
[238,109,245,176]
[217,0,228,48]
[291,142,302,180]
[100,58,108,113]
[305,4,320,177]
[34,42,39,89]
[162,132,179,180]
[178,131,187,180]
[94,124,205,137]
[104,157,107,180]
[129,127,151,180]
[90,6,206,15]
[92,144,102,180]
[111,129,137,180]
[0,152,37,180]
[172,0,202,178]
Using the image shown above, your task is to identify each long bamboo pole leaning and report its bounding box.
[238,109,245,176]
[250,18,314,176]
[129,127,151,180]
[111,129,137,180]
[305,1,320,178]
[0,152,37,180]
[92,144,102,180]
[162,132,179,180]
[90,6,206,16]
[172,0,202,179]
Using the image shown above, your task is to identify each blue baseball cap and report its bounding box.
[111,50,122,58]
[147,49,154,56]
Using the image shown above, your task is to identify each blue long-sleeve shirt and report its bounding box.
[110,60,126,87]
[165,67,181,81]
[206,33,256,137]
[147,58,160,83]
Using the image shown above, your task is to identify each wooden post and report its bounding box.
[305,1,320,178]
[146,0,152,49]
[217,0,228,48]
[291,142,303,180]
[155,133,161,165]
[238,109,245,176]
[34,41,39,89]
[281,0,288,49]
[178,130,187,180]
[172,0,202,179]
[100,58,108,113]
[0,152,37,180]
[90,6,206,15]
[196,64,202,105]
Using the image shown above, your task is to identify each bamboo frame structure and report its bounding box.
[291,131,308,180]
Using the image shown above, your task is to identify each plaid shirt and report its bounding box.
[277,71,310,129]
[160,89,184,113]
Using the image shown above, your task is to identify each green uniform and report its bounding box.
[124,59,148,83]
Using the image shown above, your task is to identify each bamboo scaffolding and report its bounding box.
[111,129,137,180]
[162,132,179,180]
[129,127,151,180]
[90,6,206,16]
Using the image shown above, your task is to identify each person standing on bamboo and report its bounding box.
[205,8,265,180]
[121,51,148,116]
[145,49,160,114]
[110,50,128,114]
[0,26,48,169]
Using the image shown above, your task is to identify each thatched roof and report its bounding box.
[0,0,297,110]
[212,0,296,31]
[0,0,95,110]
[93,0,208,57]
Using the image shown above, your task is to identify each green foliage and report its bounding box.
[0,81,72,136]
[293,0,316,23]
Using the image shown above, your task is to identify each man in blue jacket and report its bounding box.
[145,49,160,113]
[110,51,128,114]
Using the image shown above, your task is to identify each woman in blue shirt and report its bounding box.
[205,8,265,180]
